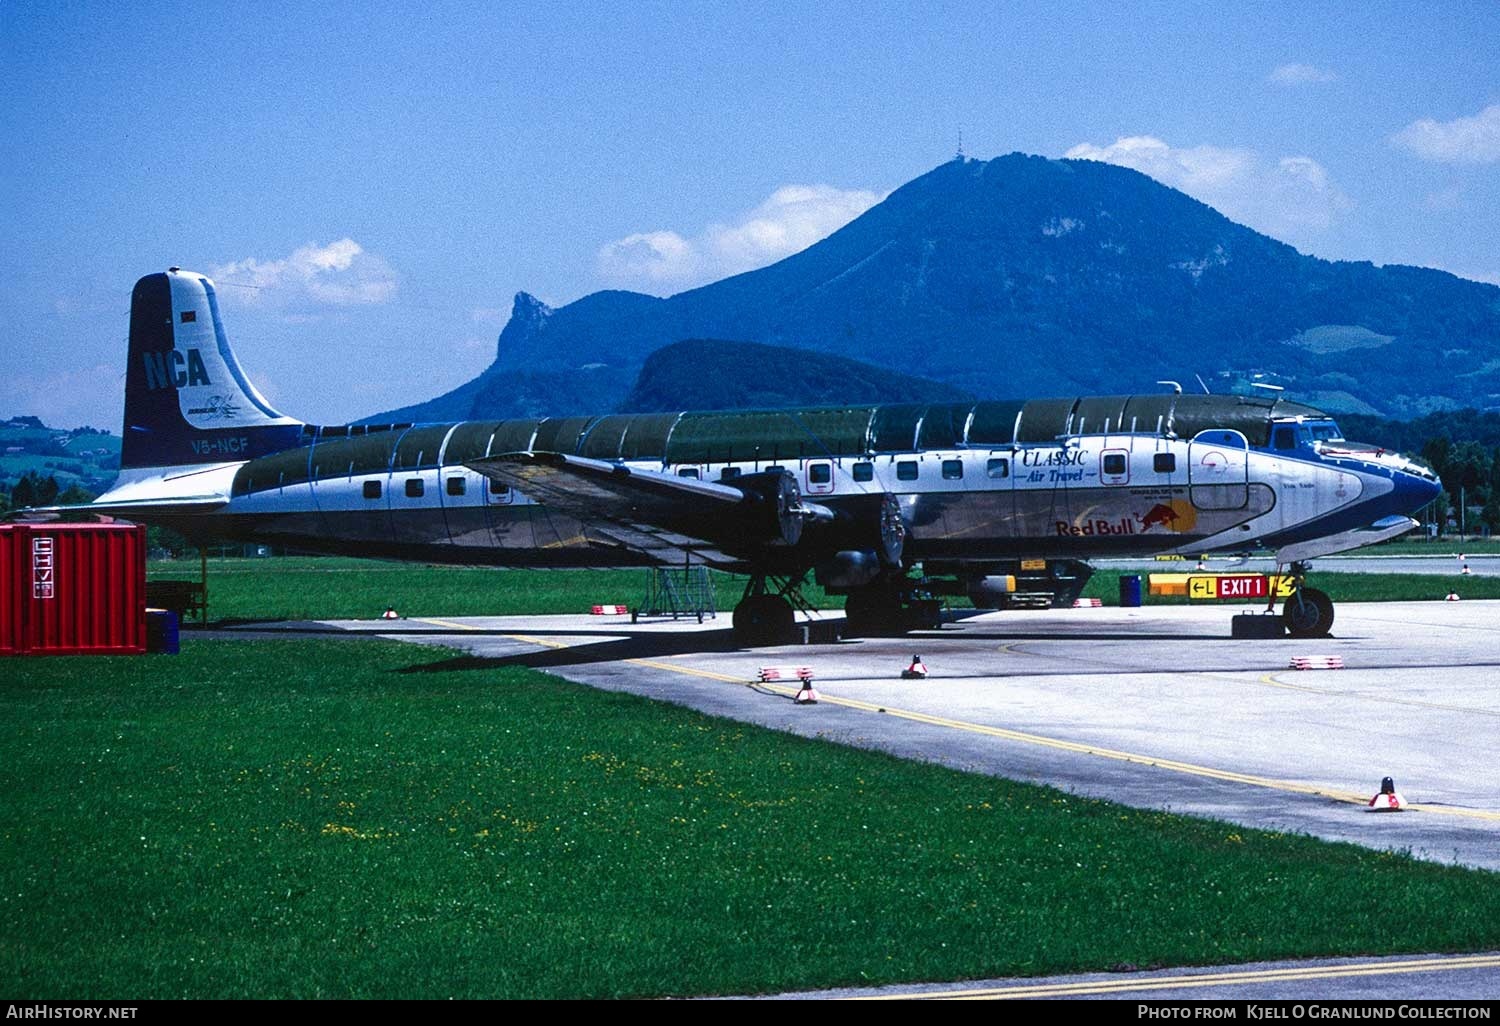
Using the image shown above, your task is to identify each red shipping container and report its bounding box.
[0,523,146,655]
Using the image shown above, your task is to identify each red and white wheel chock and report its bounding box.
[758,666,820,704]
[1367,776,1408,812]
[1289,655,1344,670]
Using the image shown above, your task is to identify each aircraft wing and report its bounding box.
[466,452,825,563]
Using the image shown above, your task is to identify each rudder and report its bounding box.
[122,269,305,470]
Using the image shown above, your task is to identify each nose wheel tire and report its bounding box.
[1283,587,1334,638]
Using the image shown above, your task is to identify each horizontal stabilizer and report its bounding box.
[15,495,229,521]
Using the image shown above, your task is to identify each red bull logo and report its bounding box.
[1138,503,1180,530]
[1055,517,1135,537]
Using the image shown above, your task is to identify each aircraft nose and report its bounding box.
[1393,464,1443,514]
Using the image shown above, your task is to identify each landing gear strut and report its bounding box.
[732,573,807,646]
[1277,560,1334,638]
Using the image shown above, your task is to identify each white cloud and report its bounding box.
[1268,63,1337,85]
[598,230,702,288]
[210,238,398,306]
[597,184,885,292]
[1064,135,1350,240]
[1392,103,1500,164]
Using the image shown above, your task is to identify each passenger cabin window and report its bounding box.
[808,463,832,485]
[1273,427,1296,451]
[405,479,425,498]
[362,480,382,500]
[677,467,700,479]
[765,465,785,475]
[852,462,874,482]
[1154,453,1177,473]
[1103,453,1127,476]
[487,483,511,504]
[719,467,741,480]
[941,459,963,480]
[446,476,466,496]
[896,461,919,481]
[986,458,1009,479]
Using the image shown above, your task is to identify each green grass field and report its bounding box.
[1368,540,1500,555]
[145,557,1500,624]
[5,639,1499,999]
[148,558,840,622]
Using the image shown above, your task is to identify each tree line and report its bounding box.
[1340,409,1500,535]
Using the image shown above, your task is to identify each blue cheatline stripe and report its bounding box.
[201,280,288,420]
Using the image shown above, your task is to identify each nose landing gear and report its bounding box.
[1276,561,1335,638]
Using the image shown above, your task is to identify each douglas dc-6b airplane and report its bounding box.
[61,269,1443,642]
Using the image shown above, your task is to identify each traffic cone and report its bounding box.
[1367,776,1408,812]
[381,606,400,620]
[1446,592,1461,602]
[794,680,820,704]
[1461,563,1472,575]
[901,655,928,679]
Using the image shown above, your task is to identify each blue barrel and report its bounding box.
[1119,574,1143,608]
[146,609,180,654]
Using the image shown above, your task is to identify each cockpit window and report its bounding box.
[1273,421,1344,449]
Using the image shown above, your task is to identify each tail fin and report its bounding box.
[122,269,305,470]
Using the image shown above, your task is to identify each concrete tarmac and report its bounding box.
[232,602,1500,1001]
[277,599,1500,873]
[767,950,1500,1000]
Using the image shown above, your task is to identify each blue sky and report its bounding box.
[3,1,1497,427]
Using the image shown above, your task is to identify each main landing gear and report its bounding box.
[1276,560,1334,638]
[731,574,807,646]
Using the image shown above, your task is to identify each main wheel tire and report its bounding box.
[733,594,796,646]
[1283,587,1334,638]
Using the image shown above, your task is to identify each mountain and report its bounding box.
[620,340,972,413]
[369,153,1500,422]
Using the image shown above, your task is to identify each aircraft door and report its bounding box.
[805,459,835,496]
[479,475,523,547]
[1188,430,1250,510]
[982,450,1017,541]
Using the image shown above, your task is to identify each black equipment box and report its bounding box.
[1231,613,1285,638]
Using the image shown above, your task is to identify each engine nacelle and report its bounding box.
[814,550,885,589]
[966,574,1018,609]
[734,470,806,547]
[802,491,906,567]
